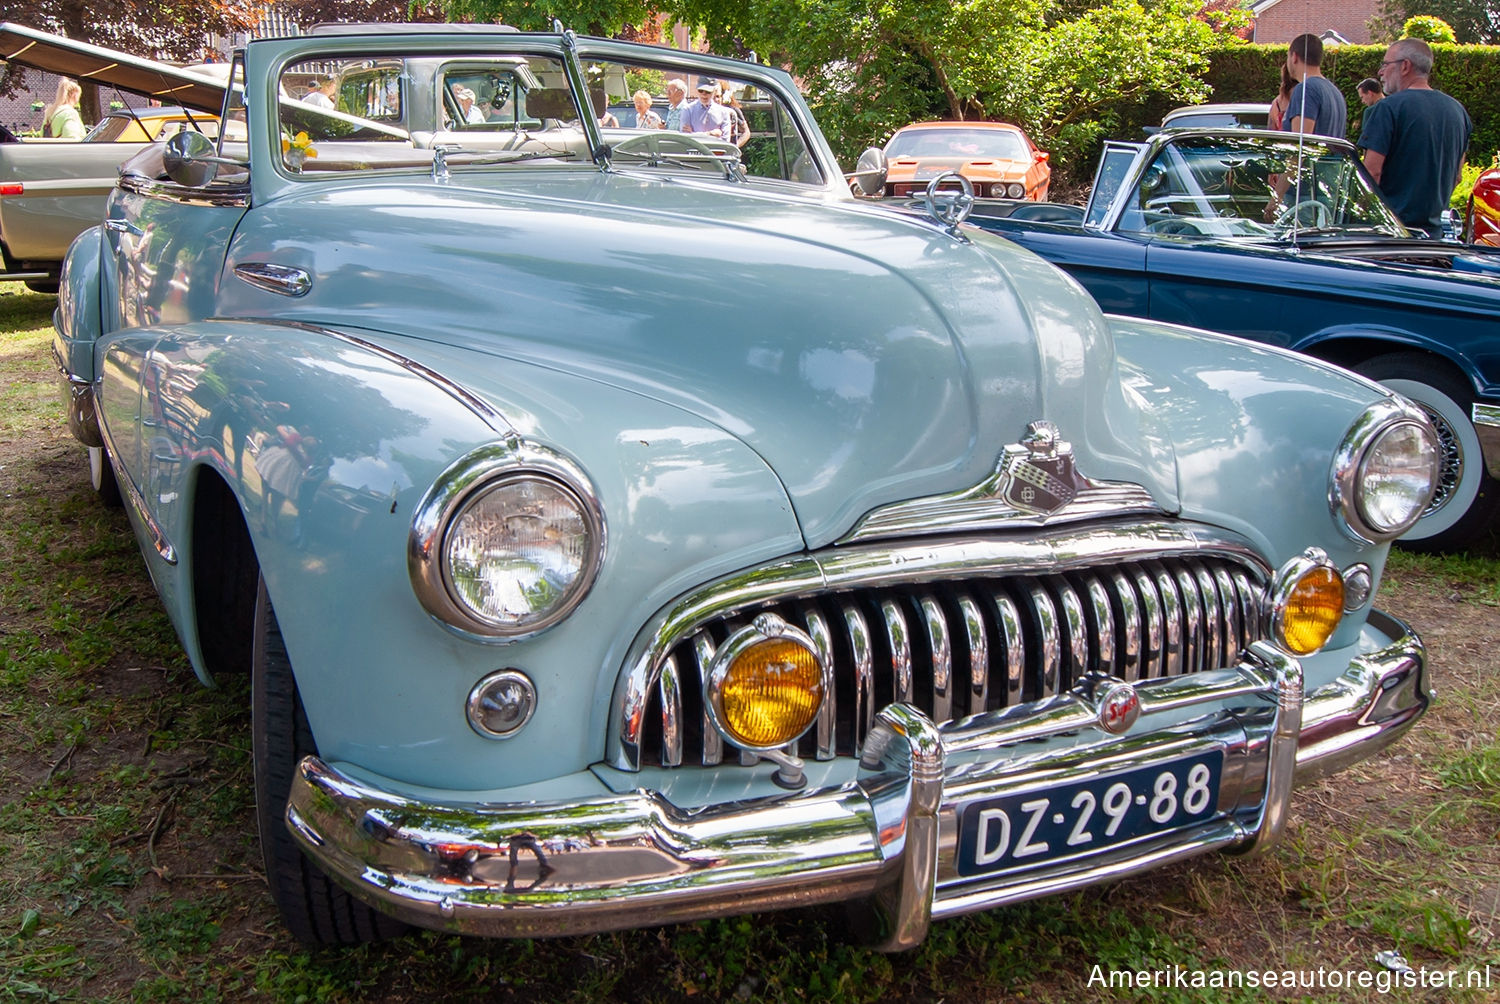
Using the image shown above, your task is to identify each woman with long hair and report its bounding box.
[1268,65,1294,131]
[43,77,85,138]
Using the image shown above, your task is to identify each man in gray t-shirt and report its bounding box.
[1281,32,1347,139]
[1357,38,1472,237]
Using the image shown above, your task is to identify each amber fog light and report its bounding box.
[1268,549,1345,656]
[706,614,826,753]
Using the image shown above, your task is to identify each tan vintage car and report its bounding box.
[0,23,224,291]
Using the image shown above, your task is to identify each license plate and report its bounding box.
[956,751,1223,876]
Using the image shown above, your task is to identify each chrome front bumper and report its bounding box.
[286,611,1426,949]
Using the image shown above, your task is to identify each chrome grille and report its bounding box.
[635,556,1265,768]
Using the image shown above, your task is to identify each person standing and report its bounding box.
[680,81,730,139]
[1281,33,1346,138]
[43,77,85,139]
[630,90,663,129]
[303,77,336,109]
[1358,38,1472,237]
[664,79,690,131]
[1357,78,1383,107]
[1268,65,1295,132]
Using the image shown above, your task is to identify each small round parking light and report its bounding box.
[467,669,537,739]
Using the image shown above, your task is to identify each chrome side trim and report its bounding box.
[217,319,513,437]
[233,262,312,297]
[97,404,176,565]
[118,173,250,207]
[1475,402,1500,478]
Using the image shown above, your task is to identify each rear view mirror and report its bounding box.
[848,146,888,197]
[163,130,220,187]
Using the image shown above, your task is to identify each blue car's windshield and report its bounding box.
[1118,134,1409,241]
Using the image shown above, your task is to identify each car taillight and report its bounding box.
[0,183,23,196]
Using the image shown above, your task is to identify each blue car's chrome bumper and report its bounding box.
[285,611,1425,949]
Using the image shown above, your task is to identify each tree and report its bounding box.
[435,0,660,35]
[676,0,1226,168]
[1371,0,1499,43]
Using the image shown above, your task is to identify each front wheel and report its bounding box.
[1354,354,1500,552]
[88,446,122,507]
[252,577,409,944]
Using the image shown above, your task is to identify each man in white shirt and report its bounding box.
[680,81,729,139]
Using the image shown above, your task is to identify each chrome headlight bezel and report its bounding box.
[1331,397,1440,544]
[409,440,606,640]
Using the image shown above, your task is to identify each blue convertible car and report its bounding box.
[45,23,1440,948]
[958,130,1500,552]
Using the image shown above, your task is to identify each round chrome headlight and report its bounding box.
[1006,182,1025,199]
[411,442,605,639]
[1331,399,1440,543]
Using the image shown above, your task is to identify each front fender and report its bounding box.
[1108,314,1395,643]
[53,225,103,382]
[1293,325,1492,398]
[119,318,803,790]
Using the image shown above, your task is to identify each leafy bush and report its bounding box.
[1404,15,1458,42]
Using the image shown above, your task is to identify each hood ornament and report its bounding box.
[998,421,1085,515]
[919,171,975,231]
[839,418,1163,544]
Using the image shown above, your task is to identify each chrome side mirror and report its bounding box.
[848,146,888,197]
[163,130,222,188]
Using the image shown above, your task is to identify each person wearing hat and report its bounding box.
[680,80,730,139]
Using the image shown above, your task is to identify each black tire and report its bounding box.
[252,577,409,945]
[24,278,59,294]
[1355,353,1500,552]
[88,445,123,508]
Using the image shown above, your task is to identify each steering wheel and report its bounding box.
[1147,217,1202,236]
[1275,199,1332,229]
[612,132,721,160]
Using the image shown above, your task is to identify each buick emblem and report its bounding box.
[997,420,1083,515]
[1096,682,1141,735]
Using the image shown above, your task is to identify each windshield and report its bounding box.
[1116,134,1409,240]
[271,46,820,185]
[885,127,1029,161]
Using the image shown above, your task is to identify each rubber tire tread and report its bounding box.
[1355,352,1500,553]
[89,446,123,508]
[252,577,408,945]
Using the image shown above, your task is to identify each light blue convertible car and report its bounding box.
[51,23,1439,948]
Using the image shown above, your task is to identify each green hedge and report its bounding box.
[1099,43,1500,174]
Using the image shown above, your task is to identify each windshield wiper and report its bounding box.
[437,146,579,165]
[612,148,745,181]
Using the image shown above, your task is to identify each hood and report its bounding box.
[219,172,1177,547]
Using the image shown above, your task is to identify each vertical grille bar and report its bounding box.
[1111,571,1142,682]
[802,605,837,761]
[844,603,875,754]
[1029,585,1062,697]
[1196,567,1223,672]
[1085,576,1116,677]
[1056,580,1088,690]
[658,655,683,767]
[1233,571,1260,653]
[881,599,914,704]
[1135,567,1164,679]
[994,592,1025,707]
[920,595,952,724]
[1153,565,1184,677]
[957,593,988,716]
[1175,566,1204,676]
[693,633,722,765]
[1214,567,1240,656]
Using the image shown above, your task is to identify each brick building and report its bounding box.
[1251,0,1383,44]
